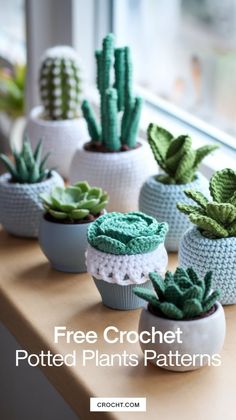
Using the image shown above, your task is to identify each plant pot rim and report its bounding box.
[29,106,82,126]
[143,301,222,325]
[41,215,94,228]
[185,225,236,243]
[77,138,147,157]
[146,172,204,190]
[0,170,60,188]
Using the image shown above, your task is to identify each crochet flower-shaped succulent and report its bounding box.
[87,212,168,255]
[177,168,236,238]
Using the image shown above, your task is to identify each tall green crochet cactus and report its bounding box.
[134,267,220,320]
[82,33,142,151]
[39,46,82,120]
[177,168,236,238]
[148,124,218,184]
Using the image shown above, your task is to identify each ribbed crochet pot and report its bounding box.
[0,171,63,238]
[179,227,236,305]
[39,218,91,273]
[86,212,168,310]
[69,139,156,212]
[139,172,209,251]
[25,106,89,179]
[138,302,225,371]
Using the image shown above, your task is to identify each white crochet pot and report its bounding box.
[138,302,225,372]
[0,171,64,238]
[69,139,157,212]
[86,243,168,310]
[25,106,89,179]
[139,172,209,251]
[179,227,236,305]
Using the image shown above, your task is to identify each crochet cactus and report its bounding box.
[41,181,109,221]
[39,46,81,120]
[82,33,142,151]
[148,123,218,184]
[134,267,220,320]
[177,168,236,238]
[0,138,51,183]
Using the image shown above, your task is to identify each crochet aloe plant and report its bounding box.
[148,124,218,184]
[177,168,236,238]
[0,138,51,183]
[134,267,220,320]
[82,33,142,151]
[41,181,109,221]
[39,46,81,120]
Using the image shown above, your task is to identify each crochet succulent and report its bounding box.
[0,138,51,183]
[87,212,168,255]
[177,168,236,238]
[39,46,82,120]
[134,267,220,320]
[82,33,142,151]
[41,181,109,221]
[148,123,218,184]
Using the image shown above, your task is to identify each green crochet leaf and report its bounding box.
[189,213,229,238]
[209,168,236,203]
[202,290,220,312]
[206,202,236,225]
[149,272,165,299]
[193,144,218,171]
[184,190,209,208]
[203,271,213,299]
[148,123,173,169]
[176,203,204,216]
[158,302,183,320]
[183,299,202,318]
[133,287,159,307]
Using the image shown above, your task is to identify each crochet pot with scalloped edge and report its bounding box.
[177,168,236,305]
[139,123,218,251]
[86,211,168,310]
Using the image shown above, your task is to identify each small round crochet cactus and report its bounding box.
[134,267,220,320]
[39,46,82,120]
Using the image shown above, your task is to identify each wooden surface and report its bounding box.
[0,228,236,420]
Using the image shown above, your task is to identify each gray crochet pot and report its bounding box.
[0,171,63,238]
[93,278,153,310]
[179,227,236,305]
[139,172,209,251]
[39,217,91,272]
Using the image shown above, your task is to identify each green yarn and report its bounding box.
[81,34,142,150]
[148,123,218,184]
[177,168,236,238]
[39,47,81,120]
[134,267,220,320]
[87,212,168,255]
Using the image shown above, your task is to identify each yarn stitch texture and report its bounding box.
[87,211,168,255]
[86,243,168,285]
[179,227,236,305]
[139,172,209,251]
[0,171,64,237]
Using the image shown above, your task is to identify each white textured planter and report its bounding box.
[69,139,157,212]
[86,242,168,310]
[25,106,89,179]
[0,171,64,238]
[139,172,209,251]
[179,227,236,305]
[39,218,91,273]
[138,302,225,372]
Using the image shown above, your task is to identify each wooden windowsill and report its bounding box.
[0,228,235,420]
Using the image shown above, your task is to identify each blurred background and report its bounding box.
[0,0,235,157]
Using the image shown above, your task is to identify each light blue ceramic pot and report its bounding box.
[139,172,209,251]
[93,278,153,310]
[39,217,91,273]
[179,227,236,305]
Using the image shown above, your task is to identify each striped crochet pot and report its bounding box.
[25,106,89,179]
[139,172,209,251]
[0,171,64,238]
[69,139,157,212]
[179,227,236,305]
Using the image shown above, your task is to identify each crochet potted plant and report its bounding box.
[0,138,63,237]
[86,211,168,310]
[134,267,225,371]
[139,124,218,251]
[26,46,88,179]
[177,168,236,304]
[69,34,156,212]
[39,181,108,273]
